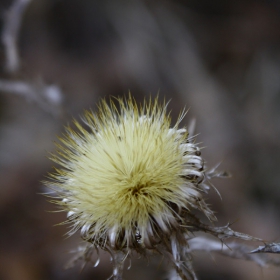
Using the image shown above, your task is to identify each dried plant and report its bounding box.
[45,95,278,280]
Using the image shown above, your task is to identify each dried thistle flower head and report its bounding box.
[46,96,219,279]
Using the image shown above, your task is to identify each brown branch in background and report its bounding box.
[2,0,32,73]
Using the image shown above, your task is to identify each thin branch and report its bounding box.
[0,79,63,116]
[188,236,280,267]
[251,243,280,254]
[2,0,32,73]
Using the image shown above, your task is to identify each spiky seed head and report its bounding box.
[46,95,215,261]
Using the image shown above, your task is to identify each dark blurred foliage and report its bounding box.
[1,0,280,279]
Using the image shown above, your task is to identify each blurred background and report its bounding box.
[1,0,280,279]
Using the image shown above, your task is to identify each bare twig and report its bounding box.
[2,0,32,73]
[188,236,280,267]
[251,243,280,254]
[0,79,63,115]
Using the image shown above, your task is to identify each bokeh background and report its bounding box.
[1,0,280,279]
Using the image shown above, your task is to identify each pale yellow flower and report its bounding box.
[46,96,217,279]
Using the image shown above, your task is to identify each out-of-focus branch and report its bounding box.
[188,236,280,267]
[0,0,64,116]
[2,0,32,73]
[251,243,280,254]
[0,79,63,116]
